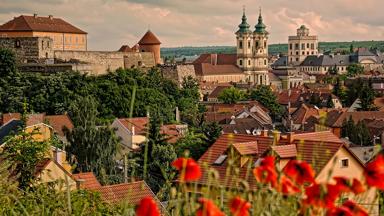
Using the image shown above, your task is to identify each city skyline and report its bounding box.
[1,0,383,50]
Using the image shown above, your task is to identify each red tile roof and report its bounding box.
[118,117,149,135]
[291,104,320,125]
[332,111,384,128]
[138,30,161,45]
[208,85,232,99]
[72,172,101,190]
[277,89,302,106]
[271,144,297,158]
[118,45,132,52]
[1,113,21,125]
[44,114,74,136]
[197,131,347,189]
[1,113,73,136]
[193,54,242,76]
[94,181,159,205]
[232,141,259,155]
[0,15,87,34]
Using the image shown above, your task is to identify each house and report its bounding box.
[72,172,163,208]
[112,117,187,155]
[35,158,77,190]
[0,113,74,143]
[0,14,87,51]
[207,85,232,102]
[195,131,379,214]
[193,54,246,83]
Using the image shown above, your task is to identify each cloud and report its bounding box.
[0,0,383,49]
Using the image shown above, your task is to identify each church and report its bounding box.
[193,8,270,86]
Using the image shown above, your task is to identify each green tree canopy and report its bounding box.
[218,87,246,104]
[249,85,283,120]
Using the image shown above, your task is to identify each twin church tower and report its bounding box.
[236,8,269,85]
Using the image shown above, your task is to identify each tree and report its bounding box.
[0,48,17,77]
[249,85,283,120]
[346,64,364,77]
[65,96,119,180]
[359,83,376,111]
[2,130,50,189]
[174,131,209,160]
[350,43,354,53]
[342,117,372,146]
[218,87,245,104]
[200,122,222,144]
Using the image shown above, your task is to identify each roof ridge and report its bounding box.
[20,16,33,31]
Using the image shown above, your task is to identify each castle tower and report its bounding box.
[236,8,253,73]
[252,8,269,85]
[288,25,318,65]
[138,30,162,65]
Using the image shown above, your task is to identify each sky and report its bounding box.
[1,0,384,50]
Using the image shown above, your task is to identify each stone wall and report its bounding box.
[0,37,54,63]
[160,64,196,85]
[54,50,155,75]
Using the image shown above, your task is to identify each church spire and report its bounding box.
[255,7,267,34]
[236,6,251,34]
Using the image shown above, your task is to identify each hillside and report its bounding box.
[161,41,384,58]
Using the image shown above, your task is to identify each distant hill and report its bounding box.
[161,41,384,58]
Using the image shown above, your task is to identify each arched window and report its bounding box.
[239,59,243,66]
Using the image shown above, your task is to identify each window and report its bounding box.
[307,51,309,55]
[15,40,21,48]
[296,58,299,62]
[248,60,251,65]
[296,51,299,55]
[256,41,259,48]
[239,59,243,66]
[301,43,305,49]
[302,51,305,55]
[289,43,292,50]
[47,41,50,48]
[311,43,315,49]
[264,59,267,65]
[41,41,44,49]
[239,40,243,49]
[213,155,227,165]
[248,41,251,48]
[341,159,349,168]
[295,43,299,49]
[264,41,267,47]
[307,43,309,49]
[311,51,314,55]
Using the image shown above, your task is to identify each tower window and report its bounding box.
[248,60,251,65]
[248,41,251,48]
[295,43,299,50]
[239,41,243,49]
[264,41,267,47]
[15,40,21,48]
[264,59,267,65]
[239,59,243,66]
[256,41,259,48]
[289,43,292,50]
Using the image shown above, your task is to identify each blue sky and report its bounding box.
[1,0,383,50]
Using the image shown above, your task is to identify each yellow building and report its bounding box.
[0,14,87,51]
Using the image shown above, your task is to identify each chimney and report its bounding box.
[48,15,53,20]
[33,13,38,18]
[287,132,295,143]
[211,54,217,65]
[261,129,269,137]
[272,130,281,142]
[76,179,85,190]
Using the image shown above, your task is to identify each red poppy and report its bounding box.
[326,206,353,216]
[283,160,315,185]
[364,154,384,190]
[279,175,300,195]
[351,179,366,195]
[229,196,251,216]
[136,197,160,216]
[303,183,341,209]
[196,198,225,216]
[253,156,278,187]
[172,157,201,182]
[342,200,368,216]
[333,177,366,195]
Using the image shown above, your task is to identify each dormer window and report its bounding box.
[213,155,227,165]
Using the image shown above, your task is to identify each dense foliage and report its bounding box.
[342,117,372,146]
[218,87,246,104]
[249,85,283,120]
